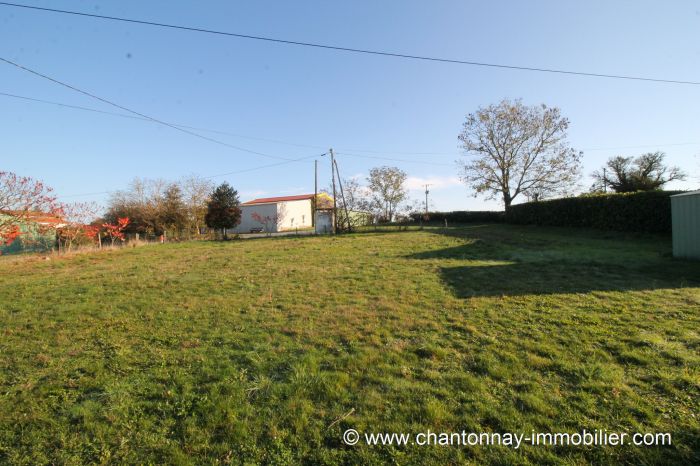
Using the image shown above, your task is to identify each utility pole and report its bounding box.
[424,184,431,215]
[602,168,607,193]
[330,148,337,234]
[314,159,318,227]
[334,158,352,232]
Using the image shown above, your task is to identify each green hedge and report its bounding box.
[506,191,684,233]
[410,211,505,224]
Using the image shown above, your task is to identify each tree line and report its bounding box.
[105,175,215,239]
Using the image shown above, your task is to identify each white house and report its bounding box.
[231,194,333,234]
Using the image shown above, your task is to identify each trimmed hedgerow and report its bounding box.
[506,191,684,233]
[410,211,505,224]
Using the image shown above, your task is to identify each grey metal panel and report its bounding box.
[671,192,700,259]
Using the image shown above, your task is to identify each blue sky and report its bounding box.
[1,0,698,211]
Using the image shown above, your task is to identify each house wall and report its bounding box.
[232,203,278,233]
[277,200,312,231]
[230,199,312,233]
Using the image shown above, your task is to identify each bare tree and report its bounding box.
[329,178,373,228]
[591,152,686,193]
[339,178,367,211]
[458,99,582,209]
[57,202,100,252]
[366,166,408,222]
[180,174,214,236]
[106,177,172,236]
[0,171,59,245]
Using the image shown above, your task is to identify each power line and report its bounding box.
[1,86,449,157]
[1,2,699,86]
[58,153,325,199]
[335,151,455,166]
[5,89,699,170]
[0,91,328,151]
[0,91,461,162]
[5,86,699,166]
[0,88,459,166]
[582,142,700,152]
[204,153,321,179]
[0,56,295,161]
[335,147,453,156]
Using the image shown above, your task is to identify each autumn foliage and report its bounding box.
[56,202,100,251]
[102,217,130,245]
[0,171,60,245]
[2,225,21,246]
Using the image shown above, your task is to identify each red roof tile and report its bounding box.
[242,194,316,205]
[0,210,64,225]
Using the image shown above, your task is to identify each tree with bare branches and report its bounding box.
[458,99,582,209]
[0,171,59,246]
[180,174,214,236]
[57,202,100,252]
[366,166,408,222]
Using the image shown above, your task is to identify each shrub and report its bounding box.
[506,191,684,233]
[410,211,505,224]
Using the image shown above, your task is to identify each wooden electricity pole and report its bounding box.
[424,184,431,215]
[602,168,607,193]
[330,148,337,234]
[314,159,318,227]
[334,158,352,232]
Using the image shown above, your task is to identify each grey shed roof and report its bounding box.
[671,190,700,198]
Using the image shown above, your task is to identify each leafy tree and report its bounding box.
[159,183,188,237]
[366,166,408,222]
[205,183,241,239]
[591,152,686,193]
[102,217,130,246]
[458,99,582,209]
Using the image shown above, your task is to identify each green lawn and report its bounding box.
[0,225,698,465]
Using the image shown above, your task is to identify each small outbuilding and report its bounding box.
[231,193,333,234]
[671,190,700,259]
[0,211,64,255]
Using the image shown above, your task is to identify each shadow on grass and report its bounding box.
[408,225,700,298]
[436,262,679,298]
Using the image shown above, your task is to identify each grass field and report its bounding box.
[0,225,698,465]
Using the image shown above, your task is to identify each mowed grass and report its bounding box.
[0,225,698,465]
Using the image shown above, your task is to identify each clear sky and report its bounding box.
[1,0,698,211]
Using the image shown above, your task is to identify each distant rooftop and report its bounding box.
[242,193,334,206]
[0,210,65,225]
